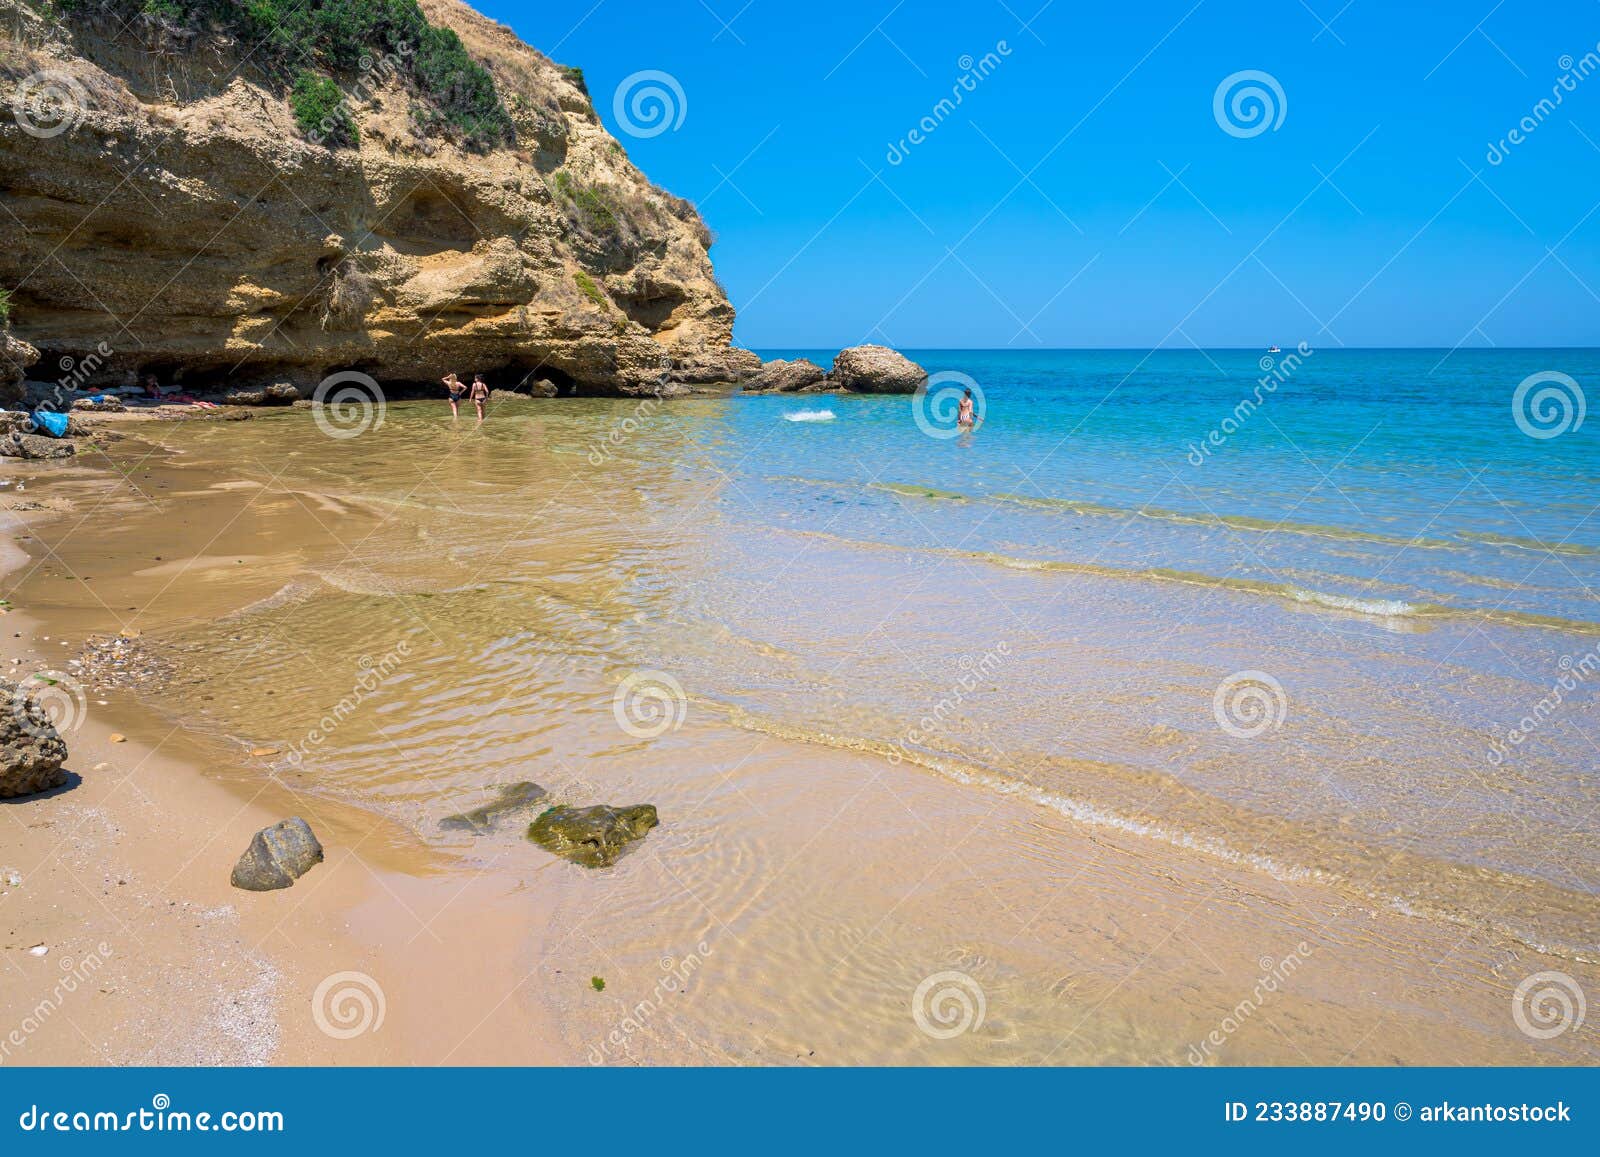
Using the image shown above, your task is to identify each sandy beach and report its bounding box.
[1,405,1594,1067]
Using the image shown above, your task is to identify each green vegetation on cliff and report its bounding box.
[0,288,11,327]
[290,71,358,147]
[59,0,514,150]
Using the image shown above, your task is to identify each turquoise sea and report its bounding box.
[737,348,1600,630]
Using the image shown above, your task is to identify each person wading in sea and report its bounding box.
[957,386,977,432]
[443,372,466,419]
[469,373,490,423]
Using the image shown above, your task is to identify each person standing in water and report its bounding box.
[469,373,489,423]
[957,386,977,431]
[442,372,466,419]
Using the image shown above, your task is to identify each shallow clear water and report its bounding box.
[20,350,1600,977]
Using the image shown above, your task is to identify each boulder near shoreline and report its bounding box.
[741,345,928,395]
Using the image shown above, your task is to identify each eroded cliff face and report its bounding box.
[0,0,758,397]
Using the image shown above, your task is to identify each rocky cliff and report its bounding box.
[0,0,759,398]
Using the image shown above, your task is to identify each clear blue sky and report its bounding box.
[476,0,1600,349]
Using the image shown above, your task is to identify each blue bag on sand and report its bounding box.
[30,410,69,437]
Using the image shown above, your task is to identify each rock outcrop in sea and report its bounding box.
[743,345,928,394]
[0,0,758,398]
[747,357,828,393]
[829,344,927,393]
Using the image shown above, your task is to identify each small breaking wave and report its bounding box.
[1286,588,1416,617]
[710,703,1598,963]
[783,409,835,423]
[781,528,1600,635]
[1458,531,1600,558]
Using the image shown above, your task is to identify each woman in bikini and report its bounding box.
[469,374,489,423]
[442,371,466,419]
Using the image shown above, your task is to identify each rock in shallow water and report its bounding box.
[0,677,69,799]
[747,358,828,393]
[439,781,549,833]
[830,344,927,394]
[527,804,658,868]
[230,817,324,891]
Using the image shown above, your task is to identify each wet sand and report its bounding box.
[0,408,1595,1065]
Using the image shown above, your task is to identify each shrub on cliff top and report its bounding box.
[290,71,358,148]
[62,0,514,150]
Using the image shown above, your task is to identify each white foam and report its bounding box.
[1288,587,1415,617]
[783,409,835,423]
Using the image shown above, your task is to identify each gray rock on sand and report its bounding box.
[230,817,324,891]
[439,781,549,833]
[0,432,75,460]
[0,677,70,799]
[747,358,829,393]
[830,344,927,394]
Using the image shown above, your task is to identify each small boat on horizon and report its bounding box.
[1267,345,1282,354]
